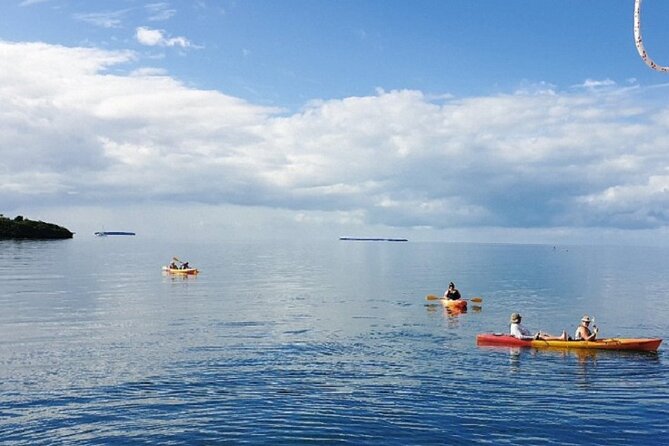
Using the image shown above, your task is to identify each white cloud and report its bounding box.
[74,10,129,28]
[574,175,669,229]
[135,26,191,48]
[130,67,169,77]
[19,0,50,6]
[578,78,617,89]
[135,27,164,46]
[4,40,669,237]
[146,2,177,21]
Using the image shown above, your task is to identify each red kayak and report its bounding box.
[476,333,662,352]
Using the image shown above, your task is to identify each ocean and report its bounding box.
[1,237,667,444]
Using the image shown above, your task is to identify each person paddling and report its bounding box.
[574,315,598,341]
[444,282,461,300]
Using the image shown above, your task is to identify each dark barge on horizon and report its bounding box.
[94,231,136,236]
[339,237,408,242]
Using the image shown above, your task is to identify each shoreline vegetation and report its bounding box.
[0,215,74,240]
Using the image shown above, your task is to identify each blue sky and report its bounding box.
[3,0,669,243]
[6,1,669,106]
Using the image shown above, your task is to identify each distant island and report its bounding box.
[0,215,74,240]
[339,237,408,242]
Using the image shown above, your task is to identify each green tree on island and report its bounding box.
[0,215,74,240]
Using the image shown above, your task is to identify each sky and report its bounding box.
[3,0,669,244]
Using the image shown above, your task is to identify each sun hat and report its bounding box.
[510,313,521,323]
[581,315,591,323]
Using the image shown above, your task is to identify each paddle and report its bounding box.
[426,294,482,303]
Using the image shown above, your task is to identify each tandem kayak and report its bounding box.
[476,333,662,352]
[442,299,467,311]
[162,266,199,275]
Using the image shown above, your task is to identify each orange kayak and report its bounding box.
[442,299,467,311]
[476,333,662,351]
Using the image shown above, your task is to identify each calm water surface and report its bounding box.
[0,238,667,444]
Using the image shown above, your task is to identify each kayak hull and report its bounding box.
[163,266,199,275]
[476,333,662,351]
[442,299,467,311]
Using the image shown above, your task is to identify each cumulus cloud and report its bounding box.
[574,175,669,229]
[135,26,191,48]
[3,40,669,232]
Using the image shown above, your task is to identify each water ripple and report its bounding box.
[1,240,668,444]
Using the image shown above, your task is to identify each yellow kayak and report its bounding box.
[162,266,199,275]
[477,333,662,351]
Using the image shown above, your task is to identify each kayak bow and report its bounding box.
[476,333,662,352]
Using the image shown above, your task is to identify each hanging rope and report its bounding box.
[634,0,669,72]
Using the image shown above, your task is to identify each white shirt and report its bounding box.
[510,322,534,340]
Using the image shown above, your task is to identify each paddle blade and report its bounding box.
[426,294,441,300]
[470,297,483,303]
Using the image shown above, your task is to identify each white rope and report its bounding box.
[634,0,669,72]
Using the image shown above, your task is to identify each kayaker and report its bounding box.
[509,313,538,340]
[181,261,190,269]
[509,313,568,341]
[169,261,177,269]
[444,282,462,300]
[574,315,598,341]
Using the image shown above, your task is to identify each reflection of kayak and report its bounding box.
[442,299,467,311]
[162,266,199,275]
[476,333,662,351]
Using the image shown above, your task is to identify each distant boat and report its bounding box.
[94,231,136,237]
[162,266,199,275]
[339,237,408,242]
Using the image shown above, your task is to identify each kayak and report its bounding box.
[476,333,662,352]
[442,299,467,311]
[162,266,199,275]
